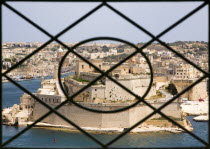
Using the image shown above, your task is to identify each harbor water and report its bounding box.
[2,75,208,148]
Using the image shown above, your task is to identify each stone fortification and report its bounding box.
[154,76,170,90]
[2,76,192,133]
[80,72,101,82]
[64,74,156,102]
[2,63,192,133]
[173,79,208,101]
[105,76,156,101]
[32,102,182,129]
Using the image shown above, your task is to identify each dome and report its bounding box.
[57,47,64,52]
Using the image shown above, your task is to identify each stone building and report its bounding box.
[2,63,192,133]
[75,59,103,76]
[175,64,202,79]
[65,60,156,102]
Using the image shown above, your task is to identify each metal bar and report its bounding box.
[105,2,209,76]
[0,1,3,147]
[51,0,208,111]
[57,37,152,112]
[1,75,105,147]
[21,35,206,145]
[1,0,209,148]
[2,41,118,146]
[2,21,205,148]
[105,75,208,146]
[2,2,104,76]
[105,75,208,147]
[2,36,151,146]
[1,147,209,149]
[208,0,210,145]
[2,0,208,2]
[57,38,208,146]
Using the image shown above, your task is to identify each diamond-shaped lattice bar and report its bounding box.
[110,126,207,148]
[2,1,106,78]
[154,41,209,77]
[58,6,151,44]
[160,3,208,43]
[2,74,105,148]
[2,4,51,76]
[4,127,101,148]
[104,77,208,148]
[149,42,208,103]
[46,74,161,146]
[157,4,208,75]
[2,43,70,107]
[2,4,50,43]
[2,43,105,147]
[59,39,154,112]
[2,45,69,135]
[2,0,210,148]
[3,101,101,148]
[108,2,204,36]
[103,1,208,76]
[7,2,102,36]
[57,34,208,146]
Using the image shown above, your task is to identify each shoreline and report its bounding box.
[11,122,187,134]
[181,100,209,122]
[2,71,73,83]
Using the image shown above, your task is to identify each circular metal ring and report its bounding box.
[58,37,153,113]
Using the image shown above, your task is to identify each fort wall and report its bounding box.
[105,78,156,101]
[65,77,156,102]
[173,80,207,101]
[32,102,181,129]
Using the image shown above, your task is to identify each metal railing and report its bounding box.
[0,0,209,148]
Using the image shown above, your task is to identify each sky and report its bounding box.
[2,2,209,43]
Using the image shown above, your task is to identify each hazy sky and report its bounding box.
[3,2,208,43]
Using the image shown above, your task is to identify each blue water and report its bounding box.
[2,74,209,148]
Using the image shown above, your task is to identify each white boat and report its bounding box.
[13,75,23,82]
[193,115,209,122]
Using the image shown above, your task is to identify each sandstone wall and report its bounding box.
[90,85,106,101]
[36,94,61,103]
[20,93,35,109]
[64,79,87,102]
[32,102,181,129]
[105,78,156,101]
[65,77,156,102]
[174,80,207,101]
[188,81,208,101]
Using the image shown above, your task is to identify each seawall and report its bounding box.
[33,102,182,129]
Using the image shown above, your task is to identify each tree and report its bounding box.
[50,47,57,52]
[102,45,109,52]
[118,48,124,53]
[199,47,207,51]
[12,57,17,62]
[166,83,178,95]
[4,58,11,62]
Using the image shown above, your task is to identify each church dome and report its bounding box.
[57,47,64,52]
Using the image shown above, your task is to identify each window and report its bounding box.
[1,0,209,149]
